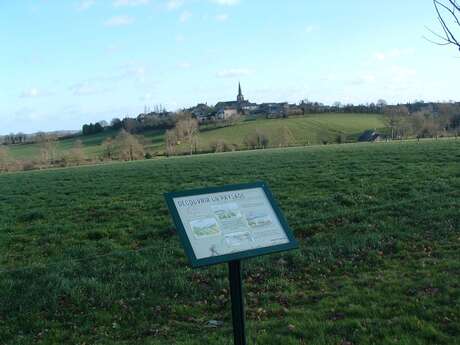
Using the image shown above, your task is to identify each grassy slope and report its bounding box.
[7,113,384,160]
[199,113,383,149]
[6,130,119,160]
[0,139,459,344]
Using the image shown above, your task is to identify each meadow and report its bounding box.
[6,113,384,160]
[0,139,459,344]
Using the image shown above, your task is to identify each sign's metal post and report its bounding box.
[228,260,246,345]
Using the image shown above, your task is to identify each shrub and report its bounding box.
[21,160,37,171]
[336,134,346,144]
[210,139,232,153]
[244,129,270,149]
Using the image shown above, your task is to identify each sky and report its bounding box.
[1,0,459,134]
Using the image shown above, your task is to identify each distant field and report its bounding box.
[196,113,384,149]
[1,139,459,344]
[6,113,384,160]
[6,130,120,160]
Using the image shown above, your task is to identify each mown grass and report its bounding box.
[7,113,384,160]
[0,139,459,344]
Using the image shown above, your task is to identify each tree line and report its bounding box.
[3,100,459,146]
[79,100,390,138]
[0,130,150,173]
[0,134,86,173]
[77,100,460,138]
[383,103,460,140]
[2,100,460,173]
[81,113,176,137]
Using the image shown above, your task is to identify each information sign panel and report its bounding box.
[165,182,298,268]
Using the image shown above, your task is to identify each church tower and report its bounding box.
[237,82,245,103]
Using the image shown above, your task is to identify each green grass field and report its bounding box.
[197,113,383,149]
[1,139,459,344]
[6,113,384,160]
[5,130,120,161]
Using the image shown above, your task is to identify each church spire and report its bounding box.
[237,82,244,103]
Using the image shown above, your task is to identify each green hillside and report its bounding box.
[1,139,459,344]
[6,130,119,160]
[7,113,384,161]
[197,113,384,149]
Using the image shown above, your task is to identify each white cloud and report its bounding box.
[179,10,192,22]
[113,0,149,7]
[374,48,414,61]
[140,92,155,102]
[391,66,416,82]
[126,65,146,81]
[388,49,402,58]
[20,88,52,98]
[350,73,376,85]
[69,82,109,96]
[77,0,96,11]
[14,107,44,121]
[215,13,229,21]
[178,62,192,69]
[105,44,122,55]
[362,73,376,82]
[20,88,41,98]
[374,52,386,61]
[68,63,148,97]
[321,73,339,81]
[166,0,183,10]
[211,0,239,5]
[216,68,252,78]
[104,15,134,27]
[305,25,315,33]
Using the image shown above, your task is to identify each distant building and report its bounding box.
[214,101,239,111]
[213,84,291,118]
[358,130,382,142]
[237,82,244,104]
[259,102,289,118]
[190,103,215,122]
[215,82,257,114]
[216,107,238,120]
[288,104,303,116]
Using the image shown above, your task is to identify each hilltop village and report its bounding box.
[137,83,389,126]
[136,83,301,124]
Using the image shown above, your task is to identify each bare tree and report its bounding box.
[175,113,199,155]
[377,99,388,109]
[244,129,270,149]
[101,137,116,161]
[165,129,178,156]
[39,134,58,165]
[0,146,9,172]
[225,113,242,126]
[210,139,233,153]
[383,106,409,140]
[115,130,144,161]
[67,140,86,165]
[427,0,460,51]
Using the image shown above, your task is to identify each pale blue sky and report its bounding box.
[1,0,459,133]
